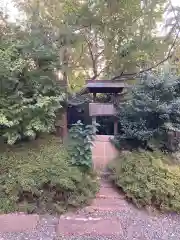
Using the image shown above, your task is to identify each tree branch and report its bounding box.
[69,42,89,68]
[111,19,180,79]
[110,0,180,81]
[90,60,112,80]
[84,34,98,77]
[111,42,176,80]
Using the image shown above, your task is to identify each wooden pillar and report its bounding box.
[114,93,118,136]
[62,111,68,141]
[92,93,97,134]
[92,116,97,134]
[93,93,97,102]
[114,117,118,136]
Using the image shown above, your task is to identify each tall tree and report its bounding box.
[0,12,65,144]
[14,0,174,90]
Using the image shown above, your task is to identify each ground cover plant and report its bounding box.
[0,135,99,214]
[108,150,180,212]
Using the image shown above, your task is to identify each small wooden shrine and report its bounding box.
[81,80,128,135]
[56,79,129,139]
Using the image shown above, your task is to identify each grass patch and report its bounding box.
[0,135,99,214]
[108,150,180,212]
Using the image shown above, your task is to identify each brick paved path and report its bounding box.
[0,180,180,239]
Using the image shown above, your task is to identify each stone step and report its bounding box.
[99,180,114,188]
[97,186,123,199]
[96,179,124,200]
[0,214,39,233]
[57,216,123,237]
[90,198,128,211]
[99,170,111,179]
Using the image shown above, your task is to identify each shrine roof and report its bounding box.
[83,80,129,93]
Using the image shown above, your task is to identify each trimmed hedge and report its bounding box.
[0,135,99,214]
[108,150,180,212]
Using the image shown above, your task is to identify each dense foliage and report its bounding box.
[0,0,178,142]
[14,0,172,90]
[68,121,98,171]
[108,151,180,212]
[114,74,180,151]
[0,16,65,144]
[0,135,99,214]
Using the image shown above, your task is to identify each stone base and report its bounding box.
[0,214,39,233]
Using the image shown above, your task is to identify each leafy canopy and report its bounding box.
[14,0,171,90]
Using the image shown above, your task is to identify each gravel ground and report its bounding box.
[0,198,180,239]
[57,206,180,240]
[0,208,180,239]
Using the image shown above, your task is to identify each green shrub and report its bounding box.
[0,20,65,145]
[108,150,180,212]
[67,121,98,171]
[0,135,99,214]
[115,74,180,152]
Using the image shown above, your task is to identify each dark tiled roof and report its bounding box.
[83,80,130,93]
[67,79,130,106]
[85,80,129,89]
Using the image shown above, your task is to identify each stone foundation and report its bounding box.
[92,135,119,170]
